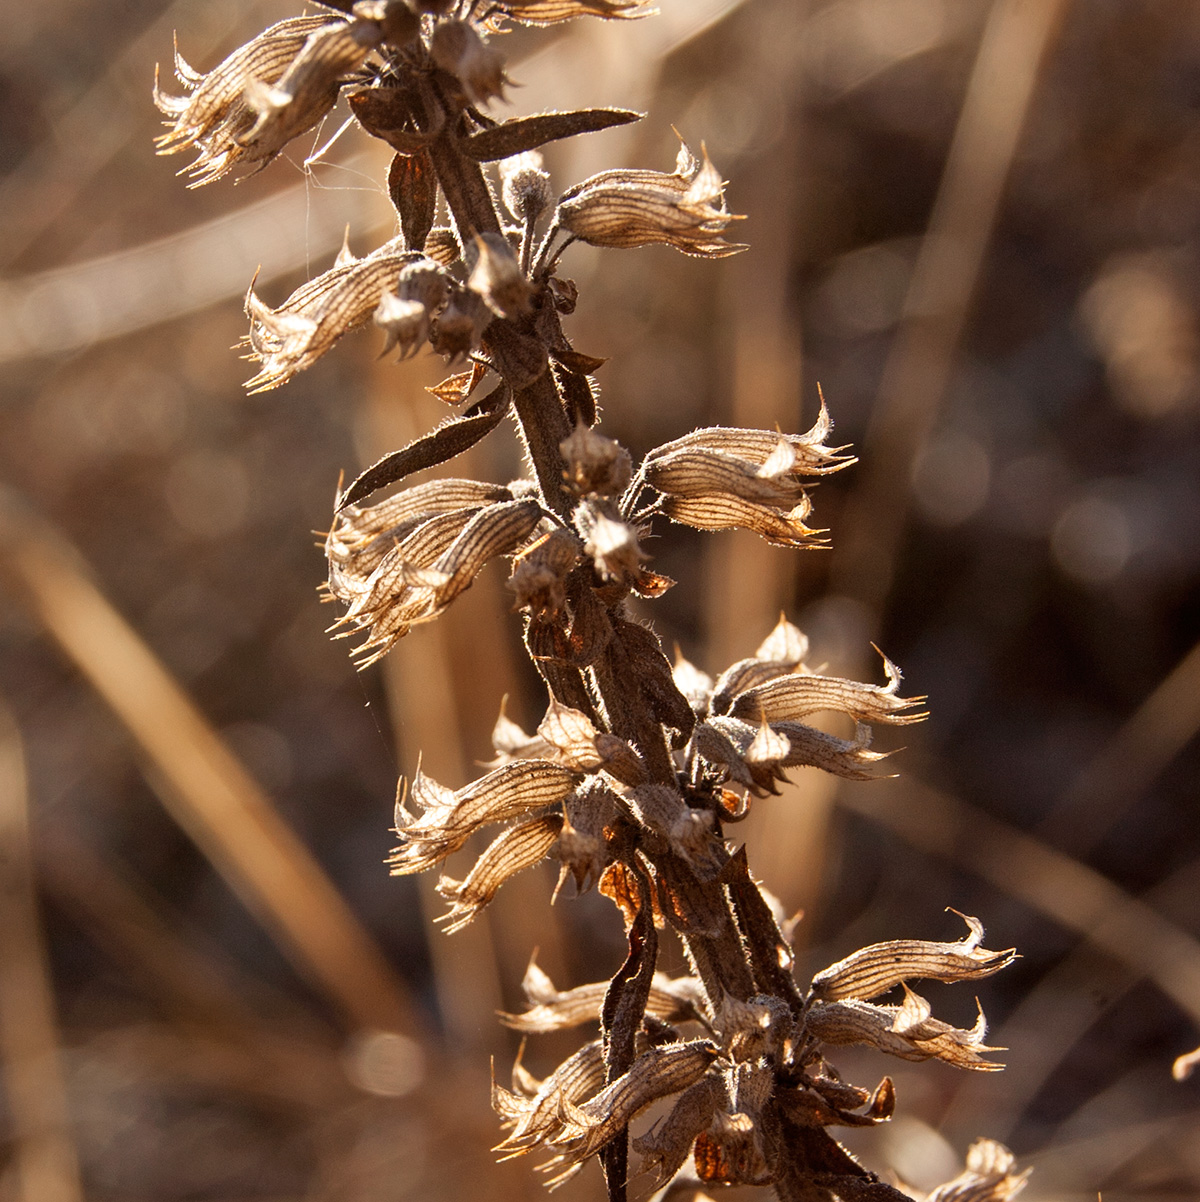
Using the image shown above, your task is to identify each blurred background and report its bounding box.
[1,0,1199,1198]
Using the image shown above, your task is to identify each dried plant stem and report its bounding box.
[0,488,415,1036]
[0,700,84,1202]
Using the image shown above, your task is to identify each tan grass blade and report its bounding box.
[0,487,415,1036]
[0,699,85,1202]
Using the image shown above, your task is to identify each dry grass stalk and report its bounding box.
[0,488,416,1037]
[0,700,85,1202]
[154,3,1029,1199]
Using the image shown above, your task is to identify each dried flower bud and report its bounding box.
[560,423,632,497]
[466,233,534,318]
[430,286,493,359]
[501,151,553,224]
[557,140,747,258]
[431,20,508,106]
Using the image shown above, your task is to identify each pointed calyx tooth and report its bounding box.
[154,15,342,185]
[390,759,580,875]
[557,140,747,258]
[811,912,1017,1002]
[430,20,508,106]
[560,424,632,497]
[466,233,534,319]
[436,813,563,932]
[244,238,417,391]
[928,1139,1031,1202]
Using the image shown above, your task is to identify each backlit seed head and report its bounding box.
[430,286,493,359]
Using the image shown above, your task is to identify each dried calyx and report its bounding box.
[157,3,1025,1200]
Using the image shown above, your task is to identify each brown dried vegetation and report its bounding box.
[153,3,1029,1200]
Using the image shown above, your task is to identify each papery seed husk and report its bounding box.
[436,813,563,932]
[811,913,1016,1002]
[729,662,926,726]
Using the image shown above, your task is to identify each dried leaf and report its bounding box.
[388,149,437,250]
[462,108,642,160]
[338,386,510,509]
[632,1077,721,1184]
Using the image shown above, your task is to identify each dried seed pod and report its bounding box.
[507,527,581,618]
[245,238,416,391]
[805,989,1006,1071]
[537,1041,719,1183]
[575,502,645,584]
[431,20,508,106]
[154,16,331,184]
[560,424,631,497]
[436,812,564,932]
[500,957,704,1032]
[493,1039,607,1154]
[928,1139,1031,1202]
[391,759,579,874]
[375,258,452,359]
[811,912,1017,1003]
[242,18,382,157]
[557,140,747,258]
[466,233,535,318]
[555,780,619,892]
[430,286,494,360]
[333,497,544,663]
[729,650,926,727]
[632,1076,722,1185]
